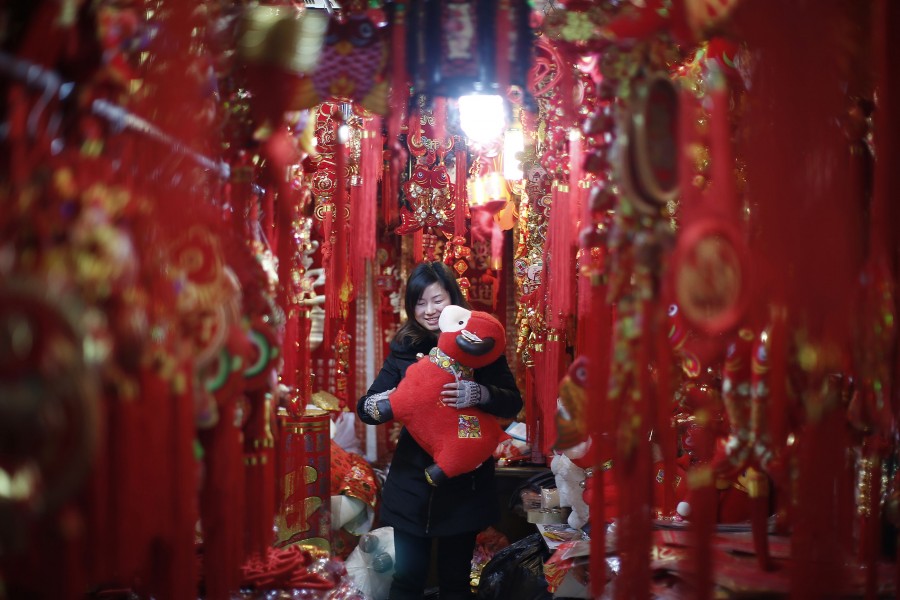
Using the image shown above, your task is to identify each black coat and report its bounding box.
[357,335,523,537]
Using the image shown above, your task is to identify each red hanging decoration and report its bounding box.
[387,0,409,211]
[454,148,469,238]
[545,182,575,330]
[333,108,351,311]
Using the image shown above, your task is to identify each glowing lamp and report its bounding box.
[458,94,506,148]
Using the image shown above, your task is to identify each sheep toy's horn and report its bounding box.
[455,331,496,356]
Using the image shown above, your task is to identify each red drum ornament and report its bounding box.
[275,408,332,554]
[670,220,749,335]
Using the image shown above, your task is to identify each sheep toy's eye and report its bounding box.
[438,305,471,333]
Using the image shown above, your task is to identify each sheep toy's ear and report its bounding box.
[438,305,471,333]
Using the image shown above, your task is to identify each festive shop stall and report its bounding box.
[1,0,899,598]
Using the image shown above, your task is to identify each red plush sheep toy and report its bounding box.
[382,306,508,486]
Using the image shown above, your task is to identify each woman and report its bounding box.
[357,261,522,600]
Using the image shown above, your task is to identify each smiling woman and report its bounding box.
[357,261,523,600]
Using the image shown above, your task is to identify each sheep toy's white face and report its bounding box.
[438,305,470,333]
[436,306,505,368]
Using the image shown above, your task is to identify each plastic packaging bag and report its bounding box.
[476,532,552,600]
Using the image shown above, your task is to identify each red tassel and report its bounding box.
[678,87,702,225]
[108,393,146,579]
[388,1,408,145]
[708,70,738,220]
[583,274,612,598]
[654,309,677,517]
[568,132,583,225]
[333,111,351,309]
[282,312,299,389]
[524,367,540,462]
[413,228,424,263]
[244,391,276,559]
[264,188,276,255]
[296,310,313,409]
[349,184,365,286]
[545,183,575,329]
[495,0,512,93]
[322,207,339,335]
[432,98,447,150]
[454,149,468,238]
[538,337,566,458]
[387,0,409,212]
[363,119,382,254]
[382,155,396,228]
[200,396,244,600]
[791,404,847,599]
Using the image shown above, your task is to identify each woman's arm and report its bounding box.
[356,355,402,425]
[474,354,523,419]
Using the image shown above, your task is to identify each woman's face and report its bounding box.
[414,281,451,333]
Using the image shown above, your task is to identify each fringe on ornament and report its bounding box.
[454,149,468,238]
[199,397,245,600]
[545,183,575,330]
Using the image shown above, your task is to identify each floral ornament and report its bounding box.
[168,225,235,370]
[395,103,458,261]
[513,149,550,366]
[396,163,455,235]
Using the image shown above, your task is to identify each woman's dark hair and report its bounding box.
[394,261,471,347]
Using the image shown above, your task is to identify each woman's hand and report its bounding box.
[363,387,396,422]
[440,380,489,409]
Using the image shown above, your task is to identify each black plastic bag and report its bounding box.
[476,532,552,600]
